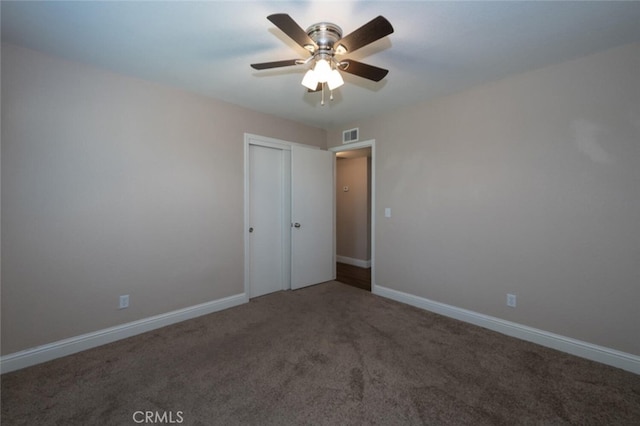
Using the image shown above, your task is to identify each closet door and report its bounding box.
[291,145,335,289]
[248,144,287,297]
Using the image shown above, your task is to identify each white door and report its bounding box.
[291,145,335,289]
[248,144,287,298]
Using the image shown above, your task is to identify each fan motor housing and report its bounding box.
[306,22,342,51]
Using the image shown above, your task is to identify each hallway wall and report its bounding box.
[336,156,370,263]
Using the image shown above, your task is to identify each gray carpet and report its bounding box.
[2,281,639,425]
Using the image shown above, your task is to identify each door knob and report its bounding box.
[249,227,254,233]
[294,223,301,228]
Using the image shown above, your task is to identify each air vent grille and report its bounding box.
[342,128,359,144]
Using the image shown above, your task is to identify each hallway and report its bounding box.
[336,262,371,291]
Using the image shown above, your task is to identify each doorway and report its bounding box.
[330,140,375,292]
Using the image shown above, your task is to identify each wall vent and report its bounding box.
[342,128,359,144]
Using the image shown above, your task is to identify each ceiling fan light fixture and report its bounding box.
[313,58,332,83]
[253,14,394,100]
[301,69,319,90]
[327,69,344,90]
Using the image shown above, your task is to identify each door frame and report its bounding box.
[243,133,321,298]
[329,139,376,291]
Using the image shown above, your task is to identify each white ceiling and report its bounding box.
[3,1,640,130]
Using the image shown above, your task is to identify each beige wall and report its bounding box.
[336,157,370,261]
[328,42,640,356]
[3,40,639,360]
[1,44,326,355]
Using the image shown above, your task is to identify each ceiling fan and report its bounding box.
[251,14,394,104]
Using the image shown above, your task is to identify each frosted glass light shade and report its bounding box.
[301,69,319,90]
[314,59,332,83]
[327,69,344,90]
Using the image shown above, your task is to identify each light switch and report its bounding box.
[385,208,391,218]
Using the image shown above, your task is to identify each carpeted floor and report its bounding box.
[2,281,639,425]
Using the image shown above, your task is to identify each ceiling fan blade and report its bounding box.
[340,59,389,82]
[335,16,394,54]
[267,14,317,51]
[251,59,301,70]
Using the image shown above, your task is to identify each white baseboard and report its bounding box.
[372,284,640,375]
[1,293,248,374]
[336,255,371,268]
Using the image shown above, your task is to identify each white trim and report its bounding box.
[244,133,320,151]
[332,151,337,280]
[330,139,376,288]
[1,293,248,374]
[373,285,640,375]
[336,255,371,268]
[282,150,292,290]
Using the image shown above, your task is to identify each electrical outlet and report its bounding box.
[506,293,516,308]
[119,295,129,309]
